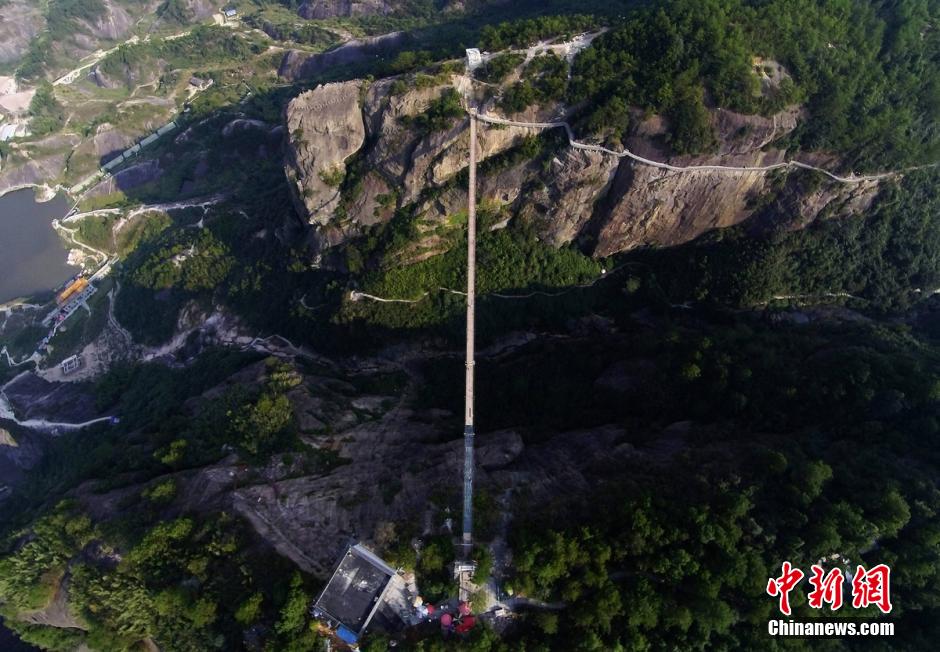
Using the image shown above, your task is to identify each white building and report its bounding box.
[466,48,483,71]
[60,354,82,375]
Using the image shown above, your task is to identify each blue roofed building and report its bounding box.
[312,544,400,647]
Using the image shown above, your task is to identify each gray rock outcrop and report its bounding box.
[279,31,405,81]
[285,81,367,226]
[0,1,44,65]
[284,72,883,264]
[298,0,392,19]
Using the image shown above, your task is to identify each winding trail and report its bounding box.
[65,194,227,224]
[53,28,193,86]
[350,291,427,304]
[0,373,115,433]
[0,406,115,433]
[0,347,38,368]
[470,111,905,184]
[51,221,110,263]
[107,284,134,347]
[349,264,632,305]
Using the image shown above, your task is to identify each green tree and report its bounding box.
[275,572,309,636]
[232,392,294,457]
[235,592,263,625]
[28,83,65,136]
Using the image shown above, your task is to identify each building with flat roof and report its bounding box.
[466,48,483,71]
[101,154,124,172]
[57,278,88,305]
[60,354,82,375]
[156,121,178,136]
[0,123,17,141]
[189,76,213,91]
[312,544,397,646]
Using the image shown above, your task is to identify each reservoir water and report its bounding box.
[0,617,38,651]
[0,189,77,303]
[0,190,76,649]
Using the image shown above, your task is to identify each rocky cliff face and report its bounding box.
[0,1,44,65]
[83,1,136,41]
[295,0,495,19]
[285,77,551,260]
[284,74,882,265]
[285,81,367,230]
[0,426,43,489]
[298,0,392,19]
[279,32,406,81]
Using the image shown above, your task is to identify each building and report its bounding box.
[189,77,213,91]
[60,354,82,375]
[57,278,88,306]
[223,7,238,21]
[312,544,397,647]
[466,48,483,71]
[101,154,124,173]
[156,121,178,137]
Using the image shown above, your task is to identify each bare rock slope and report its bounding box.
[284,76,881,264]
[0,1,44,65]
[285,81,367,230]
[73,346,647,579]
[298,0,392,19]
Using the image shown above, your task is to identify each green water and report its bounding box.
[0,189,77,303]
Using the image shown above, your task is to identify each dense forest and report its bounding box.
[27,83,65,136]
[374,307,940,651]
[6,305,940,650]
[562,0,940,167]
[3,0,940,650]
[641,167,940,311]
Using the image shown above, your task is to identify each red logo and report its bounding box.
[808,565,844,610]
[851,564,892,614]
[767,562,893,615]
[767,561,804,616]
